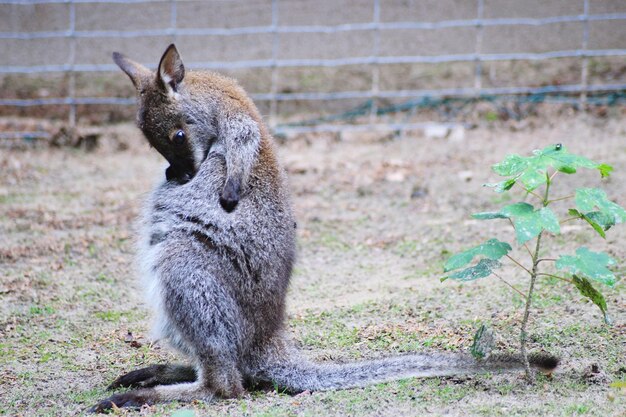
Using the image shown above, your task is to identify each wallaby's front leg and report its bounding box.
[107,364,197,390]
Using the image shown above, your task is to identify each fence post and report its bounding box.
[68,0,76,128]
[169,0,177,44]
[369,0,381,124]
[269,0,279,129]
[474,0,484,93]
[580,0,590,108]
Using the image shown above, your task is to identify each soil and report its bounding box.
[0,113,625,416]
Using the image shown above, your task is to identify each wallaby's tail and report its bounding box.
[253,349,558,393]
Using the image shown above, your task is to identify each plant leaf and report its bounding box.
[597,163,613,178]
[489,144,612,191]
[470,324,495,359]
[575,188,626,226]
[472,211,509,220]
[484,178,516,193]
[492,154,527,176]
[446,258,502,281]
[474,202,560,244]
[568,209,608,238]
[444,239,512,272]
[556,247,617,286]
[572,275,612,325]
[586,211,615,231]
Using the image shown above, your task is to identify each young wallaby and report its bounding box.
[91,44,558,412]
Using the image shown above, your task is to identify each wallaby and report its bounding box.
[90,44,558,412]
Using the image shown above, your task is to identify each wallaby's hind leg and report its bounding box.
[90,382,214,413]
[201,356,245,398]
[107,364,197,390]
[91,359,243,412]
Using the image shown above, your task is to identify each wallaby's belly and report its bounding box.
[138,173,296,355]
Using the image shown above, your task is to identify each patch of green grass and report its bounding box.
[67,387,104,405]
[95,272,115,284]
[565,402,592,415]
[316,231,351,251]
[0,192,34,204]
[393,239,420,257]
[94,310,124,322]
[293,311,360,350]
[28,304,56,316]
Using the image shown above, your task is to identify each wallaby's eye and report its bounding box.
[173,130,186,145]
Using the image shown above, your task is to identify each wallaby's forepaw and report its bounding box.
[89,392,150,413]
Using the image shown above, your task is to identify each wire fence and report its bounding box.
[1,0,626,136]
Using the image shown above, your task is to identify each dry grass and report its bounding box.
[1,114,625,416]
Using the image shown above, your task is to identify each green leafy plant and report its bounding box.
[442,144,624,379]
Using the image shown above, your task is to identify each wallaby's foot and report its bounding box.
[204,363,245,398]
[214,378,245,399]
[89,391,151,413]
[92,383,215,413]
[108,364,197,390]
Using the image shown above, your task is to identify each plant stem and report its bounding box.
[537,272,572,283]
[492,271,527,299]
[549,171,559,182]
[520,173,551,382]
[520,231,542,382]
[517,183,544,201]
[536,258,557,263]
[548,194,574,203]
[506,254,532,275]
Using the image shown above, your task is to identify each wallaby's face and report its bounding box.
[113,45,214,184]
[113,45,262,212]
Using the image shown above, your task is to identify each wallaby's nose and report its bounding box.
[220,178,240,212]
[220,196,238,212]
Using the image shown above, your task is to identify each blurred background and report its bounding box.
[1,0,625,143]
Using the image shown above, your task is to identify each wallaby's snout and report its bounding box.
[219,177,240,212]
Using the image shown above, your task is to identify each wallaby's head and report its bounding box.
[113,44,263,212]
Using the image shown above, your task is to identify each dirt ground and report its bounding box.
[1,113,625,416]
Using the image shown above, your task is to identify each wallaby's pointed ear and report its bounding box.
[112,52,151,90]
[157,44,185,93]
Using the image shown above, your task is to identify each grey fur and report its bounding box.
[91,44,558,412]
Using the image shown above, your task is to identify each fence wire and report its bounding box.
[1,0,626,134]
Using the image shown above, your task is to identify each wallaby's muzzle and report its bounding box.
[220,177,240,212]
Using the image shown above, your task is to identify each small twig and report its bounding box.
[516,183,544,201]
[560,217,579,224]
[536,258,557,263]
[523,242,534,258]
[492,271,528,299]
[506,254,532,275]
[549,170,559,182]
[548,194,574,203]
[537,273,572,283]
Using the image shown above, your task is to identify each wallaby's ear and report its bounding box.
[112,52,151,90]
[157,44,185,94]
